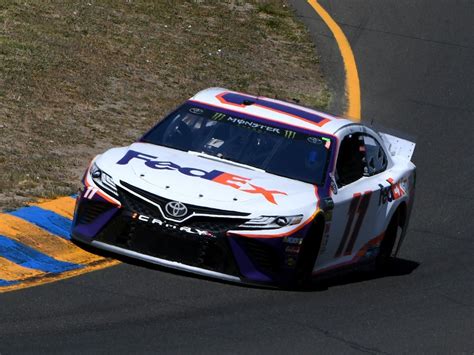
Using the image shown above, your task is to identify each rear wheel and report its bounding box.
[376,211,403,271]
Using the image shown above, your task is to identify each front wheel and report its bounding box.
[291,219,324,288]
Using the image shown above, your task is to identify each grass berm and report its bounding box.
[0,0,329,211]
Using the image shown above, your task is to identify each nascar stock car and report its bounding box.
[71,88,416,287]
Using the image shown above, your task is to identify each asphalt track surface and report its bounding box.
[1,1,473,353]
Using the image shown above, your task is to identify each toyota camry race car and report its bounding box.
[71,88,416,287]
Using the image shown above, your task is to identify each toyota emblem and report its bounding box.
[165,201,188,218]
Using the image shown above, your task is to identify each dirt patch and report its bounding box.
[0,0,328,211]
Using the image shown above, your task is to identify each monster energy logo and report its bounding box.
[211,112,226,121]
[284,130,296,139]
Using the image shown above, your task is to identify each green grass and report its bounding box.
[0,0,329,211]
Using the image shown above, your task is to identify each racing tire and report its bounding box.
[291,218,324,289]
[376,211,402,271]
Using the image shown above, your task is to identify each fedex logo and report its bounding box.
[117,150,287,204]
[378,178,407,205]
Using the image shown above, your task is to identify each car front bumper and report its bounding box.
[71,187,312,286]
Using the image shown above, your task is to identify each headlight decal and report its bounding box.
[90,162,118,197]
[83,161,121,206]
[239,215,303,230]
[228,209,322,239]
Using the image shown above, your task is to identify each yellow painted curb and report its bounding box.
[0,258,120,293]
[308,0,361,121]
[0,197,120,293]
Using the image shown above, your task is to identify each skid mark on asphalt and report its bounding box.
[0,197,119,293]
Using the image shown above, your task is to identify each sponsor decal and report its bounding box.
[210,111,283,134]
[208,108,331,147]
[378,184,392,205]
[189,107,204,115]
[283,236,303,245]
[387,178,406,200]
[285,256,296,267]
[130,212,215,238]
[205,138,224,149]
[379,178,407,205]
[322,137,331,149]
[307,136,322,144]
[117,150,287,204]
[211,112,226,121]
[225,116,281,134]
[285,245,301,254]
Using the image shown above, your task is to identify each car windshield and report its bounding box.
[141,103,334,185]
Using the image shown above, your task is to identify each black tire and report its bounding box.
[376,211,401,271]
[291,219,324,289]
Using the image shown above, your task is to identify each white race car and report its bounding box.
[71,88,416,287]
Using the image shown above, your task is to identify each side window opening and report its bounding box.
[335,133,366,186]
[363,135,387,175]
[335,133,388,187]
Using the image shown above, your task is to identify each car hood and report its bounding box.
[95,142,319,216]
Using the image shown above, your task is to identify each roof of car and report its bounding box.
[188,87,356,136]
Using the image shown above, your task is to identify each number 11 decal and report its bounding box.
[335,191,372,257]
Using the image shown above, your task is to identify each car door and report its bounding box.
[314,129,390,273]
